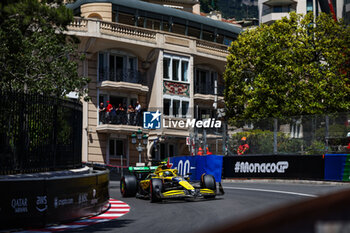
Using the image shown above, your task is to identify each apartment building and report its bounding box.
[258,0,350,24]
[66,0,241,166]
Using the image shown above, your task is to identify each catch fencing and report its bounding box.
[225,113,350,155]
[0,90,82,174]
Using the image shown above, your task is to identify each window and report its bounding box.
[163,58,170,80]
[99,53,106,81]
[202,30,214,41]
[98,51,138,83]
[109,139,125,158]
[163,98,189,118]
[163,22,170,32]
[182,101,189,117]
[163,99,171,115]
[172,59,179,81]
[118,13,134,26]
[137,17,145,27]
[188,27,201,39]
[195,68,218,95]
[181,61,188,82]
[163,54,189,83]
[172,23,186,35]
[173,100,180,117]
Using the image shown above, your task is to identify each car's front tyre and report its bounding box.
[120,175,137,197]
[150,178,163,203]
[201,174,216,199]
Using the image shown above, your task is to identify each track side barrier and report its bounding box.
[0,169,109,230]
[324,154,350,181]
[170,155,223,182]
[223,155,324,180]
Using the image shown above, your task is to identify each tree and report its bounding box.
[224,12,350,124]
[0,0,89,97]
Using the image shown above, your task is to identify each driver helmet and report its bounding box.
[163,171,173,177]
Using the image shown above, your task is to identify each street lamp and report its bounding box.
[131,128,148,164]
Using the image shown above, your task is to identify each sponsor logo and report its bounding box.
[234,161,289,174]
[78,193,88,204]
[174,159,196,176]
[54,197,74,208]
[36,196,48,212]
[91,189,98,204]
[11,198,28,213]
[143,110,222,129]
[143,110,161,129]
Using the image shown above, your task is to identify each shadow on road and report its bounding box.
[64,219,135,233]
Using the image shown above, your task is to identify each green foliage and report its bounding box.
[230,129,304,154]
[224,12,350,125]
[305,140,325,155]
[315,124,349,139]
[0,0,89,98]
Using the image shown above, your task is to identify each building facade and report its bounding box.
[259,0,350,24]
[66,0,241,166]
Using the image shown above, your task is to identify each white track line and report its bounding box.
[224,186,317,197]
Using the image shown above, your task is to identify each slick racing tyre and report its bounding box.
[150,178,163,203]
[201,174,216,199]
[120,175,137,197]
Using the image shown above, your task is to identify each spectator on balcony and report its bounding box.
[99,102,106,124]
[116,103,125,124]
[110,105,117,124]
[135,101,141,126]
[127,105,135,125]
[106,101,113,123]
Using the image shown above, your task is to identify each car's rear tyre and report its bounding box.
[201,174,216,199]
[150,179,163,203]
[120,175,137,197]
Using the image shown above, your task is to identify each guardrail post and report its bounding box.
[273,118,278,154]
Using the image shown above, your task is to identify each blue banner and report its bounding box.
[324,154,350,181]
[170,155,223,182]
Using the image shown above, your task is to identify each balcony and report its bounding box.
[194,85,224,103]
[67,17,229,58]
[96,111,143,134]
[97,69,149,93]
[261,6,295,24]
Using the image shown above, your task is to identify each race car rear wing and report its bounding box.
[128,166,158,180]
[128,166,158,172]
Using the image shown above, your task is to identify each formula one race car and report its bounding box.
[120,162,223,202]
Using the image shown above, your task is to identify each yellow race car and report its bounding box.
[120,162,222,202]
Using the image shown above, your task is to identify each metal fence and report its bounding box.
[0,90,83,174]
[225,113,350,155]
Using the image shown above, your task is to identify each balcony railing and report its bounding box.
[68,18,229,56]
[99,110,143,127]
[100,21,157,40]
[99,68,145,85]
[196,39,229,54]
[194,85,225,96]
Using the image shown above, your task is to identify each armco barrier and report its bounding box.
[223,155,324,180]
[170,155,223,182]
[324,154,350,181]
[0,169,109,229]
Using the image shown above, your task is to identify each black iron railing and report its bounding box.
[99,68,145,84]
[99,110,143,126]
[194,85,225,96]
[0,91,82,174]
